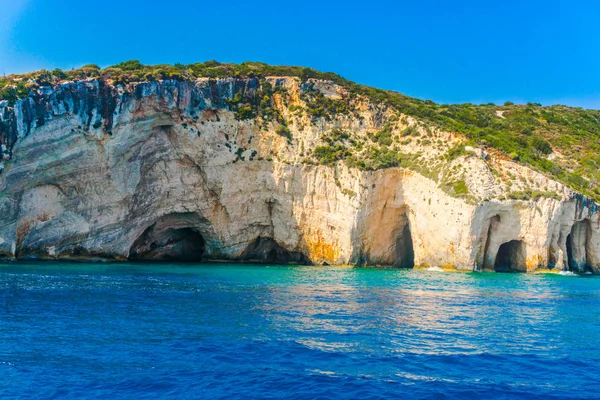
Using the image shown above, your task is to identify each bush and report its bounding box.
[276,125,292,140]
[0,81,29,105]
[530,136,552,155]
[323,128,350,145]
[364,147,402,169]
[401,126,417,137]
[235,105,255,120]
[313,144,350,165]
[445,144,466,160]
[113,60,144,71]
[452,180,469,195]
[81,64,101,70]
[373,126,393,146]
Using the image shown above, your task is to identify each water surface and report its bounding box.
[0,262,599,399]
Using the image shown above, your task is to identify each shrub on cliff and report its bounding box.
[114,60,144,71]
[313,144,352,165]
[235,105,255,120]
[360,147,402,170]
[301,85,352,121]
[0,81,29,106]
[323,128,351,145]
[445,144,467,161]
[276,125,292,140]
[373,125,393,146]
[452,180,469,196]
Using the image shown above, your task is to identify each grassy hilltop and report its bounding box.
[2,60,599,201]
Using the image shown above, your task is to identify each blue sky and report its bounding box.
[1,0,599,108]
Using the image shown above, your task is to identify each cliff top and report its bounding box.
[1,60,599,201]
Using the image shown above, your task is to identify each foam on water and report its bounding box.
[558,271,578,276]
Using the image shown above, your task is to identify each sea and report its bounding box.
[0,262,599,399]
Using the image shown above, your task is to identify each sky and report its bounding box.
[1,0,599,108]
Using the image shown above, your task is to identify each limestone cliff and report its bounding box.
[0,74,598,273]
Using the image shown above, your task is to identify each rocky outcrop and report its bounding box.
[0,77,598,272]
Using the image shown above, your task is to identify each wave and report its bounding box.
[558,271,578,276]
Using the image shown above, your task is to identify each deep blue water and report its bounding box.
[0,263,599,399]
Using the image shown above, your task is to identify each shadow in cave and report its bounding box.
[566,219,592,272]
[547,243,559,270]
[129,225,206,261]
[480,215,501,270]
[240,237,310,264]
[494,240,526,272]
[393,221,414,268]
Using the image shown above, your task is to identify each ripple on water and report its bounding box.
[0,262,599,399]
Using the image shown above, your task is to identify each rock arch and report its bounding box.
[477,212,527,272]
[494,240,527,272]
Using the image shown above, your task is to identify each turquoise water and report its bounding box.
[0,263,599,399]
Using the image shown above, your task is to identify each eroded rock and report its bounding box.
[0,77,598,272]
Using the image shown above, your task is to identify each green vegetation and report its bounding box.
[505,190,562,201]
[2,60,600,199]
[0,80,29,106]
[313,145,350,165]
[234,105,255,120]
[451,180,469,196]
[445,144,467,161]
[300,84,352,121]
[313,129,353,165]
[276,125,292,141]
[373,123,394,146]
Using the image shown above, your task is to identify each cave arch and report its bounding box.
[494,240,526,272]
[128,213,208,261]
[566,219,592,272]
[240,237,309,264]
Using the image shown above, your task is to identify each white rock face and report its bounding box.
[0,78,598,272]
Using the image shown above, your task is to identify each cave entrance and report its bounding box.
[393,219,414,268]
[129,225,206,261]
[241,237,309,264]
[494,240,526,272]
[566,219,592,272]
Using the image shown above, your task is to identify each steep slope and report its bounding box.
[0,61,598,272]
